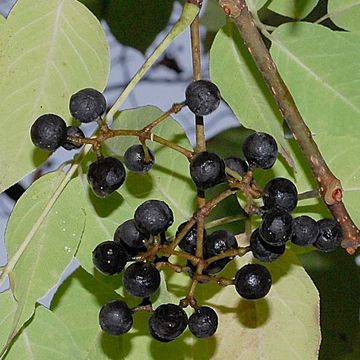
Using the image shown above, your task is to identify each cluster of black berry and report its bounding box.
[30,80,342,342]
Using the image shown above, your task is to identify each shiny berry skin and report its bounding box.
[62,126,85,150]
[176,222,206,255]
[263,177,298,212]
[314,219,342,252]
[190,151,225,190]
[149,303,188,342]
[185,80,221,116]
[188,306,218,338]
[123,262,160,298]
[30,114,67,151]
[250,228,285,262]
[224,156,248,177]
[99,300,133,336]
[134,200,173,235]
[291,216,319,246]
[124,144,155,173]
[87,156,126,197]
[69,88,106,123]
[259,208,293,247]
[242,132,278,169]
[114,219,148,249]
[235,264,272,300]
[92,241,127,275]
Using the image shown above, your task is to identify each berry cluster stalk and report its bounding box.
[218,0,360,253]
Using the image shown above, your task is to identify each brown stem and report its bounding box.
[205,246,250,265]
[219,0,360,252]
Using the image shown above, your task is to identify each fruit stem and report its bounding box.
[205,214,247,229]
[219,0,360,252]
[205,246,250,265]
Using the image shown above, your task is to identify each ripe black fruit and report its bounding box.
[30,114,67,151]
[123,262,160,298]
[92,241,127,275]
[314,219,342,252]
[99,300,133,335]
[190,151,225,190]
[62,126,85,150]
[235,264,272,300]
[291,216,319,246]
[188,306,218,338]
[259,208,292,246]
[250,228,285,262]
[134,200,173,235]
[69,88,106,123]
[263,177,298,212]
[242,132,278,169]
[185,80,221,116]
[87,156,126,197]
[149,303,188,342]
[224,156,248,177]
[176,222,206,255]
[114,219,148,249]
[124,144,155,173]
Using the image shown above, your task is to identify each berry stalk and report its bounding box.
[218,0,360,253]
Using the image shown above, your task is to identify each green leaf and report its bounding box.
[267,0,319,19]
[205,251,321,359]
[0,0,109,193]
[210,22,293,165]
[75,106,195,273]
[0,291,17,351]
[5,306,82,360]
[105,0,174,54]
[3,170,86,349]
[328,0,360,32]
[248,0,268,11]
[0,14,5,25]
[201,0,226,32]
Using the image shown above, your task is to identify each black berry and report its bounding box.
[114,219,148,249]
[235,264,272,300]
[291,216,319,246]
[263,177,298,212]
[242,132,278,169]
[92,241,127,275]
[134,200,173,235]
[87,156,126,197]
[259,208,293,247]
[314,219,342,252]
[30,114,67,151]
[62,126,85,150]
[190,151,225,190]
[188,306,218,338]
[224,156,248,177]
[250,228,285,262]
[185,80,221,116]
[69,88,106,123]
[149,303,188,342]
[124,144,155,173]
[99,300,133,335]
[123,262,160,298]
[176,222,206,255]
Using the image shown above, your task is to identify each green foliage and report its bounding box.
[328,0,360,32]
[267,0,319,19]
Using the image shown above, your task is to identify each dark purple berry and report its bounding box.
[69,88,106,123]
[124,144,155,173]
[185,80,221,116]
[291,216,319,246]
[242,132,278,169]
[314,219,342,252]
[263,177,298,212]
[114,219,148,249]
[190,151,225,190]
[235,264,272,300]
[30,114,67,151]
[62,126,85,150]
[176,222,206,255]
[250,228,285,262]
[92,241,127,275]
[123,262,160,298]
[149,303,188,341]
[134,200,173,235]
[189,306,218,338]
[99,300,133,335]
[224,157,248,177]
[87,156,126,197]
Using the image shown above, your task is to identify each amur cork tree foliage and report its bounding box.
[0,0,359,359]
